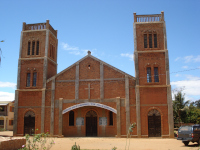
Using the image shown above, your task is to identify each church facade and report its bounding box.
[13,12,174,138]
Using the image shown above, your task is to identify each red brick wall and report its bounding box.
[47,60,57,79]
[18,91,42,106]
[79,57,100,79]
[21,31,46,58]
[140,87,167,104]
[136,23,164,51]
[138,52,166,85]
[20,59,44,89]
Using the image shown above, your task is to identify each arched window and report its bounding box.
[36,41,39,55]
[32,41,35,55]
[154,67,159,82]
[32,72,37,86]
[69,111,74,126]
[147,67,152,83]
[144,32,157,49]
[154,34,157,48]
[109,111,113,126]
[27,41,31,55]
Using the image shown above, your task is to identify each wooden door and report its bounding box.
[148,109,161,137]
[24,111,35,135]
[86,110,97,136]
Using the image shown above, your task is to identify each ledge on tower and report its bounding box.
[134,11,164,23]
[22,20,57,37]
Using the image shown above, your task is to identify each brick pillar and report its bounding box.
[58,98,63,137]
[116,97,121,137]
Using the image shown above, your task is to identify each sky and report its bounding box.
[0,0,200,102]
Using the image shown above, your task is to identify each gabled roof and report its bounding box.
[47,51,135,83]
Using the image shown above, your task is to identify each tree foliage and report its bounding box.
[173,89,200,124]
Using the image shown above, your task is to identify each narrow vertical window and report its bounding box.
[147,67,152,83]
[109,111,113,126]
[36,41,39,55]
[27,42,31,55]
[32,72,37,86]
[50,44,52,57]
[32,41,35,55]
[154,67,159,82]
[26,73,30,87]
[144,34,147,48]
[149,34,152,48]
[52,46,55,59]
[154,34,157,48]
[69,111,74,126]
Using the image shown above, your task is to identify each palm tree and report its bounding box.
[173,91,189,124]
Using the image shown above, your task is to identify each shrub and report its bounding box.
[19,130,55,150]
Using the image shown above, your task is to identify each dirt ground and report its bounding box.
[1,131,200,150]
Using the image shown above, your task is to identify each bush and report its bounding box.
[19,130,55,150]
[71,142,80,150]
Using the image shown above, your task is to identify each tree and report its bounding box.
[194,99,200,108]
[173,90,189,124]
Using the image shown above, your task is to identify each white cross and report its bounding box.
[85,83,94,100]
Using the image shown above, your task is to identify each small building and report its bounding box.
[14,12,174,138]
[0,101,14,131]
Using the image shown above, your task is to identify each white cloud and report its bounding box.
[182,66,188,69]
[0,91,15,101]
[171,76,200,101]
[175,57,181,61]
[175,74,181,77]
[183,55,200,63]
[194,55,200,62]
[61,42,79,51]
[184,55,193,63]
[61,42,97,57]
[120,53,133,61]
[0,81,16,89]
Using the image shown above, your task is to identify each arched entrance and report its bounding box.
[86,110,97,136]
[148,109,161,137]
[24,111,35,135]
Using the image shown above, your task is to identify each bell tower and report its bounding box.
[134,12,174,138]
[14,20,58,135]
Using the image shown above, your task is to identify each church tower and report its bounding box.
[134,12,174,138]
[13,20,58,135]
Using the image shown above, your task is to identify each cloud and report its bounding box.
[182,66,188,69]
[183,55,200,63]
[61,42,79,51]
[175,74,181,77]
[175,57,181,61]
[61,42,97,57]
[171,76,200,101]
[184,55,193,63]
[120,53,133,61]
[0,81,16,89]
[194,55,200,62]
[0,91,15,101]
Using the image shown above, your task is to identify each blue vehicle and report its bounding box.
[177,124,200,146]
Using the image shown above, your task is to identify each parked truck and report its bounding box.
[177,124,200,146]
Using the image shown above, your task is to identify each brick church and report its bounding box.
[13,12,174,138]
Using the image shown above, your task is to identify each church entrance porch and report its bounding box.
[86,110,97,136]
[62,102,118,137]
[24,111,35,135]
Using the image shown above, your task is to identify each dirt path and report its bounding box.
[1,131,199,150]
[52,137,199,150]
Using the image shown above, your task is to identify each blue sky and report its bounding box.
[0,0,199,102]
